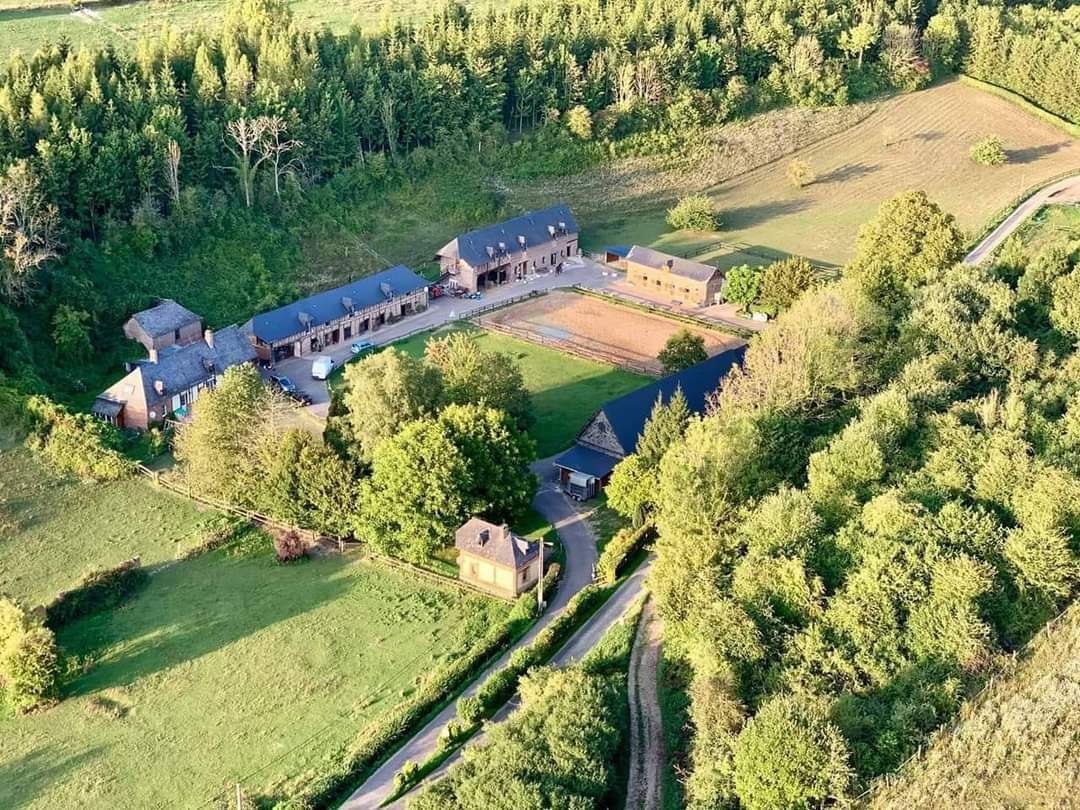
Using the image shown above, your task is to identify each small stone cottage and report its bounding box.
[454,518,540,599]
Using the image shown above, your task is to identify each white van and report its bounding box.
[311,355,334,380]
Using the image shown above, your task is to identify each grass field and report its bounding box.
[511,81,1080,268]
[1013,204,1080,255]
[0,536,506,808]
[392,324,650,457]
[0,446,211,606]
[0,0,510,56]
[869,603,1080,809]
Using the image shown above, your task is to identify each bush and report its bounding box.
[597,523,654,584]
[274,530,307,563]
[24,395,133,482]
[723,264,765,313]
[666,194,720,231]
[456,694,484,725]
[786,159,816,188]
[2,625,59,713]
[44,558,149,629]
[970,136,1007,166]
[658,330,708,374]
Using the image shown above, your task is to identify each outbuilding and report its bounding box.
[553,345,747,498]
[623,245,724,307]
[245,266,429,363]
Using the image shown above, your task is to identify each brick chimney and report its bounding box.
[204,328,214,349]
[154,379,165,396]
[148,348,158,364]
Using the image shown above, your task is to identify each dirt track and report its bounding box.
[627,598,665,810]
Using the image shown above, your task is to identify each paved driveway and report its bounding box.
[965,173,1080,265]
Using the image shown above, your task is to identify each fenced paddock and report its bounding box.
[477,289,743,376]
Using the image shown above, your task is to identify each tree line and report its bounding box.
[604,190,1080,807]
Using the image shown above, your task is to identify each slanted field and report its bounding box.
[0,538,506,809]
[0,445,210,606]
[869,604,1080,809]
[392,325,650,457]
[513,81,1080,267]
[480,290,742,375]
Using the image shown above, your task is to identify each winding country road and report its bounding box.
[339,460,600,810]
[964,173,1080,265]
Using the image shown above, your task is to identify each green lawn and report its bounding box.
[1014,204,1080,255]
[0,0,516,57]
[586,493,626,556]
[0,536,506,808]
[392,325,650,458]
[0,446,211,606]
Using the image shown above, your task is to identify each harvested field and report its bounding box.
[511,81,1080,267]
[480,290,742,375]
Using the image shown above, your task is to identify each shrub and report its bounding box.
[44,558,149,629]
[2,625,59,712]
[786,159,816,188]
[658,329,708,374]
[666,194,720,231]
[24,395,133,482]
[393,760,420,793]
[274,530,307,563]
[597,523,653,584]
[970,136,1007,166]
[758,256,816,316]
[456,694,484,725]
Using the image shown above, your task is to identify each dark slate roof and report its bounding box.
[591,345,748,454]
[443,205,578,268]
[133,325,255,398]
[626,245,720,283]
[91,397,124,417]
[129,299,200,338]
[604,245,631,258]
[553,445,621,478]
[455,518,539,569]
[247,266,428,344]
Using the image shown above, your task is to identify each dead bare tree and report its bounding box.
[164,139,181,206]
[222,116,270,207]
[257,116,304,197]
[0,161,61,302]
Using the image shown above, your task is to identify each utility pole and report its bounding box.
[537,537,545,613]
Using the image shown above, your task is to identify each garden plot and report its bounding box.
[480,290,741,375]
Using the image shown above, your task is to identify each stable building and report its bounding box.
[245,266,429,363]
[92,326,256,430]
[436,204,579,293]
[123,299,203,352]
[455,518,541,599]
[623,245,724,307]
[553,345,747,499]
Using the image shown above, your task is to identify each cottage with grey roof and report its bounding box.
[436,204,579,293]
[244,265,429,363]
[623,245,724,307]
[92,325,256,430]
[123,299,202,352]
[455,518,541,599]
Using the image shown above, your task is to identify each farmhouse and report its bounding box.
[623,245,724,307]
[92,326,256,430]
[553,345,747,499]
[123,299,202,352]
[436,204,579,293]
[245,266,429,363]
[455,518,541,599]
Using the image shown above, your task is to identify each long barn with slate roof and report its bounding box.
[244,265,429,362]
[552,344,748,499]
[435,204,579,292]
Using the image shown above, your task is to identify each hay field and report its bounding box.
[520,81,1080,267]
[481,290,742,375]
[868,603,1080,809]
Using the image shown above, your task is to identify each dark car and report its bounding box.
[269,374,313,405]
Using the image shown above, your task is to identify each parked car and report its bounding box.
[350,340,375,356]
[311,355,334,380]
[429,284,445,299]
[269,374,312,404]
[466,291,483,300]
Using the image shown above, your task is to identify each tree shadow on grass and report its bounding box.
[57,548,354,697]
[816,162,882,185]
[0,743,105,807]
[1006,142,1072,165]
[721,198,813,230]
